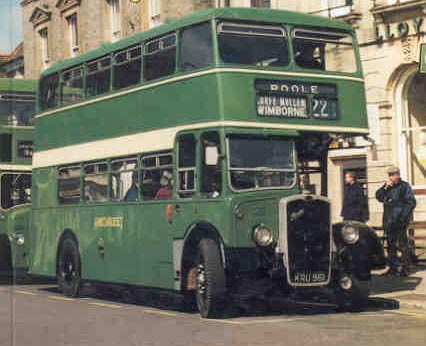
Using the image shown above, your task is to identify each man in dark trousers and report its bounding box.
[341,171,369,222]
[376,166,416,276]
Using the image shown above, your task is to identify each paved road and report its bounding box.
[0,280,425,346]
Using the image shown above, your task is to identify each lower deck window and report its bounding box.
[111,157,138,201]
[84,162,108,203]
[58,166,81,204]
[142,153,173,200]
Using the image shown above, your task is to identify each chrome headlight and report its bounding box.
[253,225,273,247]
[341,225,359,245]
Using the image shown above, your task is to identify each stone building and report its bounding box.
[20,0,220,78]
[0,43,25,78]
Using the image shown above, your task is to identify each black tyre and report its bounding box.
[0,236,12,279]
[335,276,370,312]
[195,238,227,319]
[57,237,81,297]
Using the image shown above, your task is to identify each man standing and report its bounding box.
[375,166,416,276]
[341,171,369,222]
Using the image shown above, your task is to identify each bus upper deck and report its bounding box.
[0,78,36,166]
[34,8,367,169]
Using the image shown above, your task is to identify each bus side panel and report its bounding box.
[8,206,31,269]
[35,74,222,152]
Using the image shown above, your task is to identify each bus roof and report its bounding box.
[0,78,37,93]
[41,7,353,77]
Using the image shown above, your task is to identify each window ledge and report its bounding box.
[332,11,363,26]
[370,0,426,18]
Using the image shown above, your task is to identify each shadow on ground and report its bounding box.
[371,263,425,296]
[35,281,400,319]
[0,269,405,318]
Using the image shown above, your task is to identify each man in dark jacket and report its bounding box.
[376,166,416,276]
[341,171,369,222]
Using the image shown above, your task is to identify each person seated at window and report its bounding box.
[155,171,173,200]
[295,43,324,70]
[124,171,139,201]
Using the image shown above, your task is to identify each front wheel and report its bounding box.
[57,237,81,297]
[195,238,227,318]
[335,275,370,312]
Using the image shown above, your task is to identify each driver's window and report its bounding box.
[201,132,222,198]
[178,134,196,198]
[1,174,32,209]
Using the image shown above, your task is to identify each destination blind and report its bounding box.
[255,79,339,120]
[256,94,308,118]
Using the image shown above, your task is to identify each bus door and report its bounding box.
[173,134,198,231]
[173,131,223,234]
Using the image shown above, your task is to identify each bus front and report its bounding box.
[0,79,35,275]
[205,14,385,314]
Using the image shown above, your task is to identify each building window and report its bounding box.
[108,0,121,42]
[149,0,161,28]
[66,13,79,57]
[215,0,231,7]
[404,73,426,188]
[320,0,352,18]
[39,28,49,68]
[251,0,271,7]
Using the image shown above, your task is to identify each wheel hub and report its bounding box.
[197,264,206,294]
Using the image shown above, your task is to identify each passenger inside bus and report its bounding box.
[124,171,139,201]
[155,171,173,200]
[294,42,325,70]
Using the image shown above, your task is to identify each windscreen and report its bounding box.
[0,173,32,209]
[293,28,358,73]
[228,136,296,191]
[218,22,290,67]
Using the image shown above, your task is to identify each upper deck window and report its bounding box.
[61,66,84,105]
[40,73,59,111]
[0,93,35,126]
[293,29,357,73]
[86,56,112,97]
[144,33,177,81]
[179,22,213,72]
[218,22,289,67]
[113,45,142,90]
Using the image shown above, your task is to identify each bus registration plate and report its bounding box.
[293,271,327,284]
[256,94,308,119]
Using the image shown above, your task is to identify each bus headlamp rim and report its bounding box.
[253,225,273,247]
[341,224,359,245]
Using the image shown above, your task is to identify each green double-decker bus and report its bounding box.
[0,78,35,276]
[31,8,384,317]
